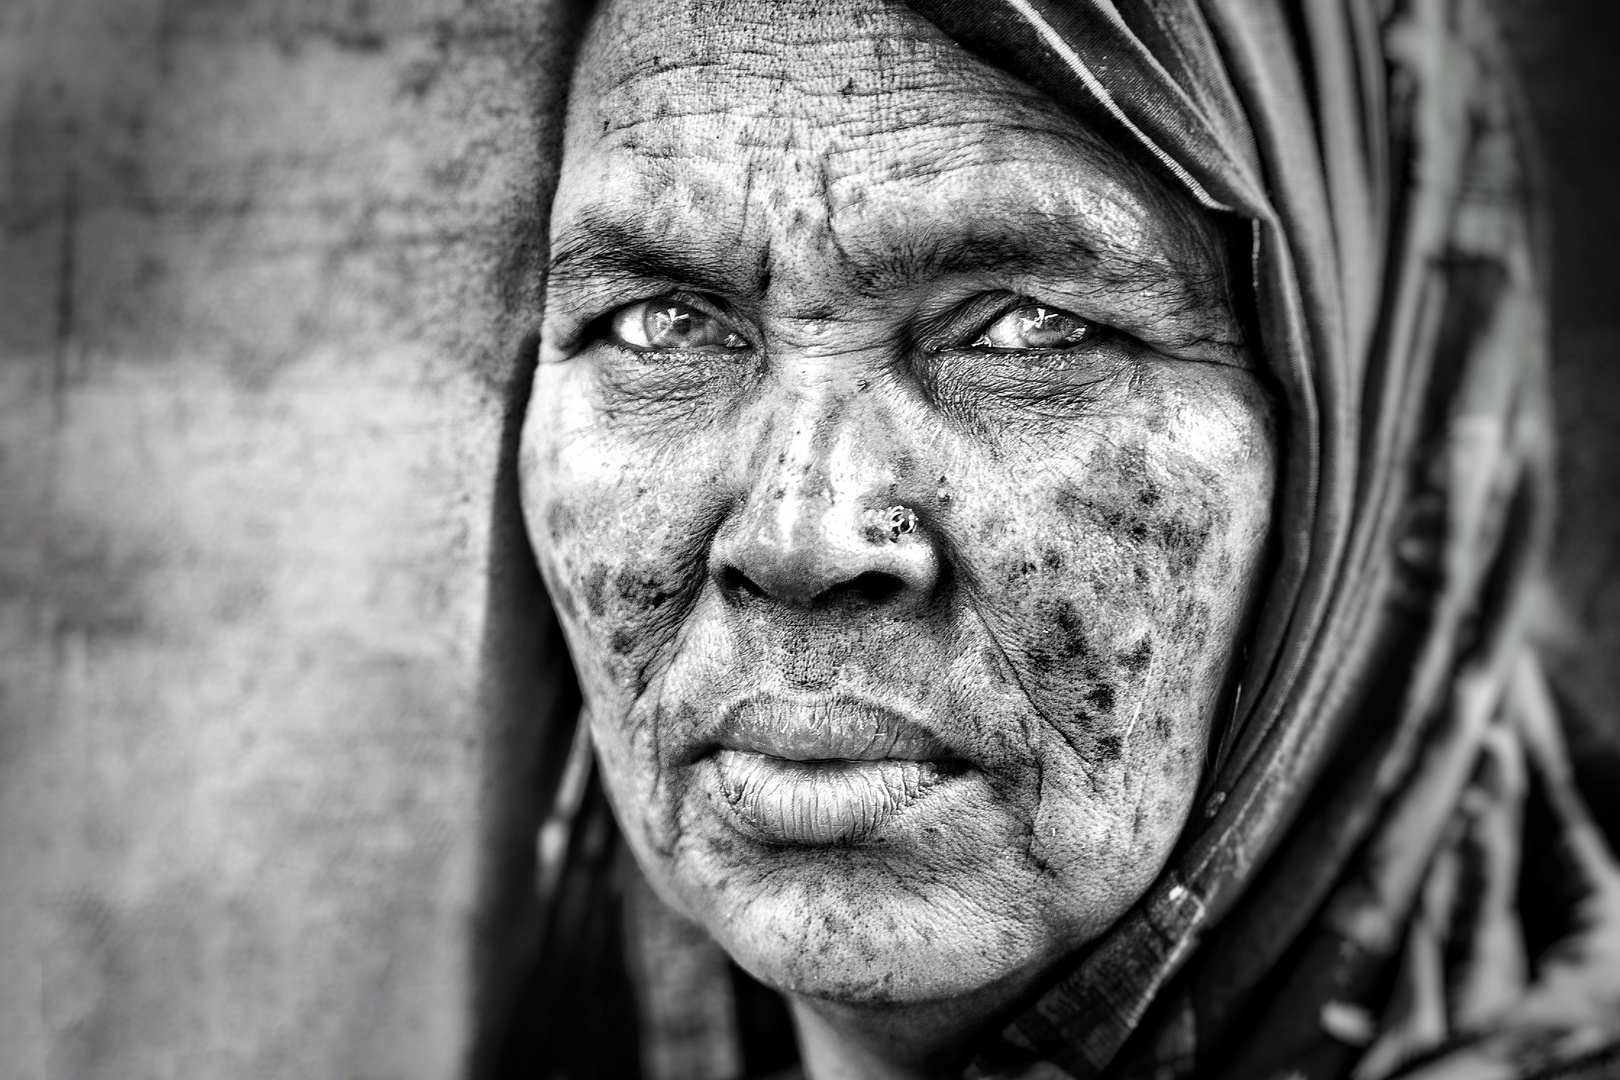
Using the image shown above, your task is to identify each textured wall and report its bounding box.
[0,2,573,1077]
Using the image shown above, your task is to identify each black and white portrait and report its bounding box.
[3,2,1618,1079]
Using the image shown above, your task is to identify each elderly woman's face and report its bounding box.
[522,0,1275,1013]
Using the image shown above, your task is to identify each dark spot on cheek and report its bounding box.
[1026,598,1091,672]
[1138,483,1162,508]
[615,568,677,611]
[609,627,638,655]
[1086,683,1116,712]
[1041,547,1064,572]
[1159,515,1214,573]
[545,501,578,541]
[1119,637,1153,673]
[583,564,611,617]
[1096,733,1124,761]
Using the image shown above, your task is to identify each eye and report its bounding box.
[971,303,1099,352]
[608,298,748,353]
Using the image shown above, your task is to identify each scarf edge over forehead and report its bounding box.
[898,1,1620,1079]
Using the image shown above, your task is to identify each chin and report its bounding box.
[716,894,1040,1010]
[640,825,1074,1012]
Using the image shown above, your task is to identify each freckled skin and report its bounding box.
[519,0,1277,1075]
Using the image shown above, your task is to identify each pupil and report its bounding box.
[1019,307,1082,347]
[651,304,694,345]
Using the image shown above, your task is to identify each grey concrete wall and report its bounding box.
[0,2,575,1076]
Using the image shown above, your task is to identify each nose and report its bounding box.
[709,397,942,614]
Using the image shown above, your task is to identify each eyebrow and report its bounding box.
[849,223,1190,296]
[546,201,1235,332]
[547,210,751,298]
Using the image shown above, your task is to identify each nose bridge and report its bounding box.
[766,381,891,542]
[717,369,937,609]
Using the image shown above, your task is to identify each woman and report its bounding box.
[500,1,1620,1077]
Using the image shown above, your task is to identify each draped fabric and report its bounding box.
[511,2,1620,1078]
[893,1,1620,1078]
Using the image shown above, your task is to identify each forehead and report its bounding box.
[570,1,1088,167]
[554,0,1218,300]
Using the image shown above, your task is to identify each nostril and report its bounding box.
[718,565,767,602]
[839,571,905,607]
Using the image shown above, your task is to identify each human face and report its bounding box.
[521,0,1276,1012]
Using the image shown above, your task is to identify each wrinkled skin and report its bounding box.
[519,0,1277,1074]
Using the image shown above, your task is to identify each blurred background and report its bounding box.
[1,2,1615,1078]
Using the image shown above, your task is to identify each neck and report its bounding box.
[788,981,1027,1080]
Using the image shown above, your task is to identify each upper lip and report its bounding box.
[710,693,953,762]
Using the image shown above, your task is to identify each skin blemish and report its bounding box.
[1041,598,1090,662]
[615,567,678,611]
[1158,512,1215,573]
[582,564,612,617]
[546,500,578,540]
[1119,637,1153,673]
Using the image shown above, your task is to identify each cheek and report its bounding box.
[957,367,1274,858]
[519,372,725,709]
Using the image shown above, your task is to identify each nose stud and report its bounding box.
[885,505,917,542]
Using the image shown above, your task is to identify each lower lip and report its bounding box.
[712,749,954,845]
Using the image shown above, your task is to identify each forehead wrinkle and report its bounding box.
[575,0,1060,153]
[561,0,1238,338]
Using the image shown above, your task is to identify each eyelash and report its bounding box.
[589,294,748,355]
[590,293,1109,358]
[918,295,1109,358]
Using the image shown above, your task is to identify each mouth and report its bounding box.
[705,695,967,845]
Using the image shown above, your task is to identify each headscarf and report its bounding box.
[504,2,1620,1078]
